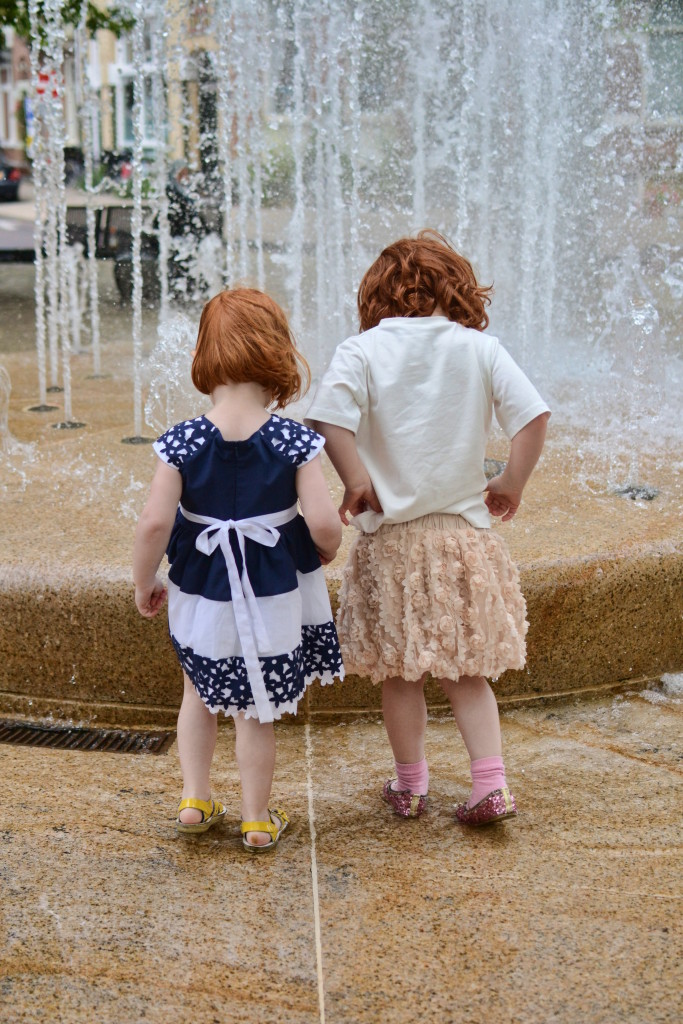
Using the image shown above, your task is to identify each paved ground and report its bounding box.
[1,683,681,1024]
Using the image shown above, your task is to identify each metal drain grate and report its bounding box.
[0,720,175,755]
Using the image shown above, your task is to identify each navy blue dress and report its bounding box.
[153,414,344,721]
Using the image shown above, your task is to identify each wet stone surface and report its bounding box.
[0,688,681,1024]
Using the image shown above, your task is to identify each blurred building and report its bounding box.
[0,28,31,163]
[0,1,680,231]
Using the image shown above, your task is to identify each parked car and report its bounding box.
[0,152,22,201]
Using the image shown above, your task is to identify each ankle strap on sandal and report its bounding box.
[178,797,214,819]
[240,819,278,838]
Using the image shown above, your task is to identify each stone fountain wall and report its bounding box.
[1,349,680,728]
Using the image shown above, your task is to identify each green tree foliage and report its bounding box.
[0,2,134,50]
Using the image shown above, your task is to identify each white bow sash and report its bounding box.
[179,502,298,723]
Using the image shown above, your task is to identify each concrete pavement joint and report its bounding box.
[305,721,326,1024]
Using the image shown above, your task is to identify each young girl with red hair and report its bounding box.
[307,231,550,825]
[133,288,343,849]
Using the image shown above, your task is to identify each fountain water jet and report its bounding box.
[17,0,682,442]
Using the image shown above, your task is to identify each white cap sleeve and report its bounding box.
[491,341,551,439]
[305,337,367,434]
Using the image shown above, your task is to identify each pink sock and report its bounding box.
[393,757,429,795]
[469,756,507,807]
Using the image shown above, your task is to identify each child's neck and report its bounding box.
[206,382,272,441]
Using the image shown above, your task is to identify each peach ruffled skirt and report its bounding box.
[337,514,528,683]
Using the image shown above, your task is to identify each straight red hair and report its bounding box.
[191,288,310,408]
[357,230,492,332]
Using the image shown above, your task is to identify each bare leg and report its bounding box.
[382,676,428,764]
[438,674,502,760]
[234,713,277,847]
[177,672,218,823]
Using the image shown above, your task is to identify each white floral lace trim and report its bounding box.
[264,415,324,466]
[200,668,343,720]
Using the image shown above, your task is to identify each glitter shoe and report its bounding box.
[454,787,517,825]
[382,779,428,818]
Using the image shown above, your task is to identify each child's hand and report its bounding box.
[487,413,549,521]
[485,474,522,522]
[339,483,382,526]
[135,577,168,618]
[316,546,336,566]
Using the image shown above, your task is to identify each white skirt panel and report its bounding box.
[167,566,333,661]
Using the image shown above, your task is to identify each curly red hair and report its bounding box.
[191,288,310,408]
[357,230,492,332]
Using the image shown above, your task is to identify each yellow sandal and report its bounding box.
[241,807,289,852]
[176,797,227,834]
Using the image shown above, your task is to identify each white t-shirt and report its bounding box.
[305,316,550,530]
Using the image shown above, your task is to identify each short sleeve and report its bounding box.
[264,416,325,467]
[491,342,551,439]
[305,336,368,434]
[152,417,212,469]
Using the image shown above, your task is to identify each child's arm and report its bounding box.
[133,461,182,617]
[307,422,382,526]
[485,412,550,521]
[296,456,343,565]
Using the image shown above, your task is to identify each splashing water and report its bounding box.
[144,313,199,436]
[19,0,683,457]
[0,366,36,493]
